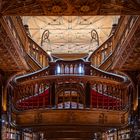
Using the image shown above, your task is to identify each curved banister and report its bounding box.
[89,35,113,59]
[14,66,50,83]
[13,58,127,84]
[89,35,113,69]
[14,75,125,86]
[27,36,50,67]
[89,65,127,83]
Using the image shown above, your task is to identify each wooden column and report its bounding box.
[34,133,40,140]
[19,131,24,140]
[137,83,140,139]
[49,62,56,75]
[84,62,91,75]
[138,83,140,122]
[51,82,56,107]
[85,82,91,108]
[0,71,9,140]
[0,82,2,140]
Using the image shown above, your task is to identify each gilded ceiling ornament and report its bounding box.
[80,5,90,12]
[45,0,68,14]
[71,0,100,14]
[52,5,62,13]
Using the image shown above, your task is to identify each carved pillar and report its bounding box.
[0,72,6,140]
[33,132,40,140]
[137,83,140,122]
[85,82,91,108]
[116,129,119,140]
[0,80,2,140]
[19,131,24,140]
[84,62,91,75]
[130,83,140,140]
[49,62,56,75]
[51,82,55,107]
[136,83,140,139]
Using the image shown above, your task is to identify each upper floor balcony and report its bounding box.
[1,15,138,130]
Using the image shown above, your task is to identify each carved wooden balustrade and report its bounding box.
[89,16,139,71]
[54,59,85,75]
[12,59,128,111]
[14,59,126,83]
[27,37,50,68]
[89,35,113,70]
[4,16,50,70]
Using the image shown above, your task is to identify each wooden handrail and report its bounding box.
[13,58,127,84]
[89,65,127,83]
[89,35,113,68]
[27,36,50,67]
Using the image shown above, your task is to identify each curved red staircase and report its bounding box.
[91,89,122,110]
[17,88,50,110]
[16,88,122,110]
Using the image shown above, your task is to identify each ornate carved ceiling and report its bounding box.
[22,16,119,54]
[1,0,140,16]
[0,17,29,72]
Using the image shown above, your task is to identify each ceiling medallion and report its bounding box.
[52,5,62,13]
[80,5,90,12]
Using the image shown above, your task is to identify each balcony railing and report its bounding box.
[11,58,128,112]
[89,35,113,69]
[28,37,49,67]
[12,75,128,111]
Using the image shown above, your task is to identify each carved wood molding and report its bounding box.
[1,0,140,15]
[112,16,140,71]
[14,109,128,127]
